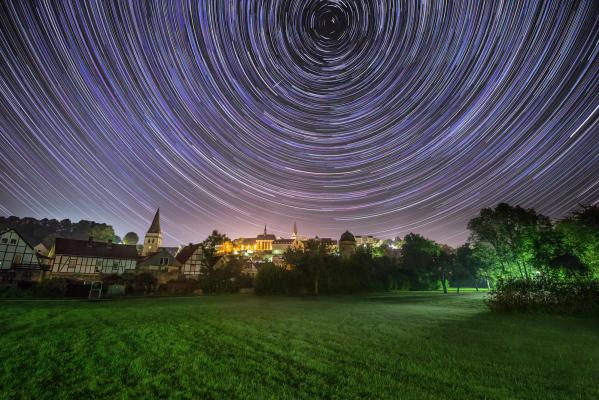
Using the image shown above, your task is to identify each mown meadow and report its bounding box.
[0,292,597,399]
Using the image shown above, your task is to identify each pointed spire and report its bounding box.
[147,208,161,234]
[293,222,297,236]
[264,224,267,236]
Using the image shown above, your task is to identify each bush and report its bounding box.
[34,278,69,298]
[0,284,34,298]
[120,272,158,294]
[161,279,201,295]
[237,273,254,289]
[255,263,304,295]
[487,277,599,314]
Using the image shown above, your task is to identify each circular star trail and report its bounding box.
[0,0,598,245]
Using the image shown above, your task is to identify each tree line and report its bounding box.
[0,216,118,247]
[249,203,599,302]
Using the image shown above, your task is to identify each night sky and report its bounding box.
[1,1,598,246]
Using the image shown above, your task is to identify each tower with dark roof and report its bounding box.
[339,230,356,259]
[142,209,162,256]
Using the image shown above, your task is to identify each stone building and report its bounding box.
[255,225,276,252]
[142,209,162,256]
[339,231,357,259]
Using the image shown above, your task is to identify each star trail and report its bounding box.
[0,0,598,246]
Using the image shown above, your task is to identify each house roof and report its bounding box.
[1,228,37,251]
[147,209,161,234]
[175,243,201,263]
[340,231,356,242]
[242,238,256,245]
[273,239,294,245]
[53,237,139,259]
[160,246,179,256]
[138,249,181,267]
[256,234,276,241]
[317,238,337,244]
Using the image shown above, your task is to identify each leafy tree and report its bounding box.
[0,216,117,246]
[371,255,398,290]
[470,242,497,288]
[298,239,329,295]
[199,230,233,294]
[82,221,116,243]
[467,203,552,280]
[208,256,244,293]
[400,233,441,290]
[123,232,139,245]
[452,244,481,292]
[255,263,305,295]
[556,205,599,278]
[203,230,230,251]
[437,245,454,294]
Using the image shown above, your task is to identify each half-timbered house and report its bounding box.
[49,237,139,277]
[175,243,203,278]
[0,229,50,282]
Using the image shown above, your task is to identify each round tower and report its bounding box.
[339,230,356,259]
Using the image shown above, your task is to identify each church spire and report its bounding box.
[147,208,161,234]
[292,222,298,239]
[264,224,267,236]
[142,208,162,256]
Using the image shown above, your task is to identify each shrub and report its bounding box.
[120,272,158,294]
[254,263,304,295]
[487,277,599,314]
[34,278,69,298]
[0,284,33,298]
[161,279,201,295]
[237,273,254,289]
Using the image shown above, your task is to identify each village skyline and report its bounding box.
[1,197,593,248]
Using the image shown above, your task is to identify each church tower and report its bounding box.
[142,209,162,256]
[291,222,298,240]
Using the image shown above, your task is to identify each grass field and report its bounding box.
[0,292,597,399]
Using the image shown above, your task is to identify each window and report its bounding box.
[13,254,22,264]
[1,238,7,244]
[159,257,169,266]
[10,239,17,245]
[69,259,77,268]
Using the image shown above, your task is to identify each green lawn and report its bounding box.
[0,293,597,399]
